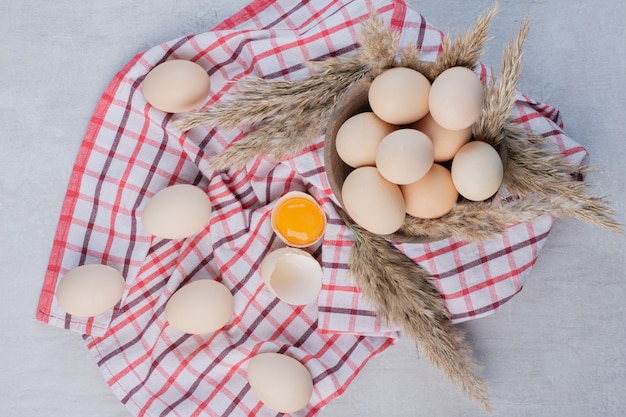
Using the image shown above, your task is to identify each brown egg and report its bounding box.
[341,166,406,235]
[368,67,431,125]
[335,112,397,168]
[412,112,472,162]
[451,141,504,201]
[375,129,434,185]
[142,59,211,113]
[401,164,458,219]
[428,66,484,131]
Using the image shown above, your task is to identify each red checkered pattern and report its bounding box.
[36,0,588,416]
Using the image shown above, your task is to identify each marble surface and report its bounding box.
[2,1,625,416]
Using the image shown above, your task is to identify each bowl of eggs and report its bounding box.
[324,65,506,242]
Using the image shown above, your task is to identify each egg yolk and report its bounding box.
[273,197,325,246]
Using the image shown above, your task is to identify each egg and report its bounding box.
[335,112,397,168]
[270,191,326,248]
[55,264,125,317]
[401,163,458,219]
[260,247,322,305]
[341,166,406,235]
[428,66,484,131]
[142,59,211,113]
[375,129,434,185]
[368,67,431,125]
[141,184,211,240]
[247,352,313,413]
[451,141,504,201]
[412,112,472,162]
[165,279,234,334]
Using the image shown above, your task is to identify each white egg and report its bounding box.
[55,264,125,317]
[260,247,322,306]
[165,279,234,334]
[247,352,313,413]
[335,112,397,168]
[451,141,504,201]
[141,184,211,240]
[368,67,431,125]
[142,59,211,113]
[401,163,458,219]
[375,129,434,185]
[429,66,484,131]
[341,166,406,235]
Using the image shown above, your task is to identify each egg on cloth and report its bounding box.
[335,112,397,168]
[140,183,211,240]
[259,247,323,306]
[368,67,431,125]
[341,166,406,235]
[141,59,211,113]
[451,141,504,201]
[55,264,125,317]
[164,279,234,334]
[428,66,485,131]
[375,128,434,185]
[246,352,314,413]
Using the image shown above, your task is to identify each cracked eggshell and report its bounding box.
[260,247,323,306]
[247,352,313,413]
[165,280,234,334]
[55,264,125,317]
[270,191,327,248]
[141,184,211,240]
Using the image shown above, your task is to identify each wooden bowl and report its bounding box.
[323,77,506,243]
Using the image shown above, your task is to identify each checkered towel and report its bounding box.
[36,0,588,416]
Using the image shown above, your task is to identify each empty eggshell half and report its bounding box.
[141,184,211,240]
[247,352,314,413]
[142,59,211,113]
[55,264,125,317]
[260,247,323,306]
[165,279,234,334]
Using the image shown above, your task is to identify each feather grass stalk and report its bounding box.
[430,4,498,79]
[504,131,623,233]
[348,223,492,411]
[173,10,400,171]
[474,13,530,147]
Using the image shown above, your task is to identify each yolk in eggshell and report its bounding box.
[273,197,325,246]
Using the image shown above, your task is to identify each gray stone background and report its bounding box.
[1,1,624,416]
